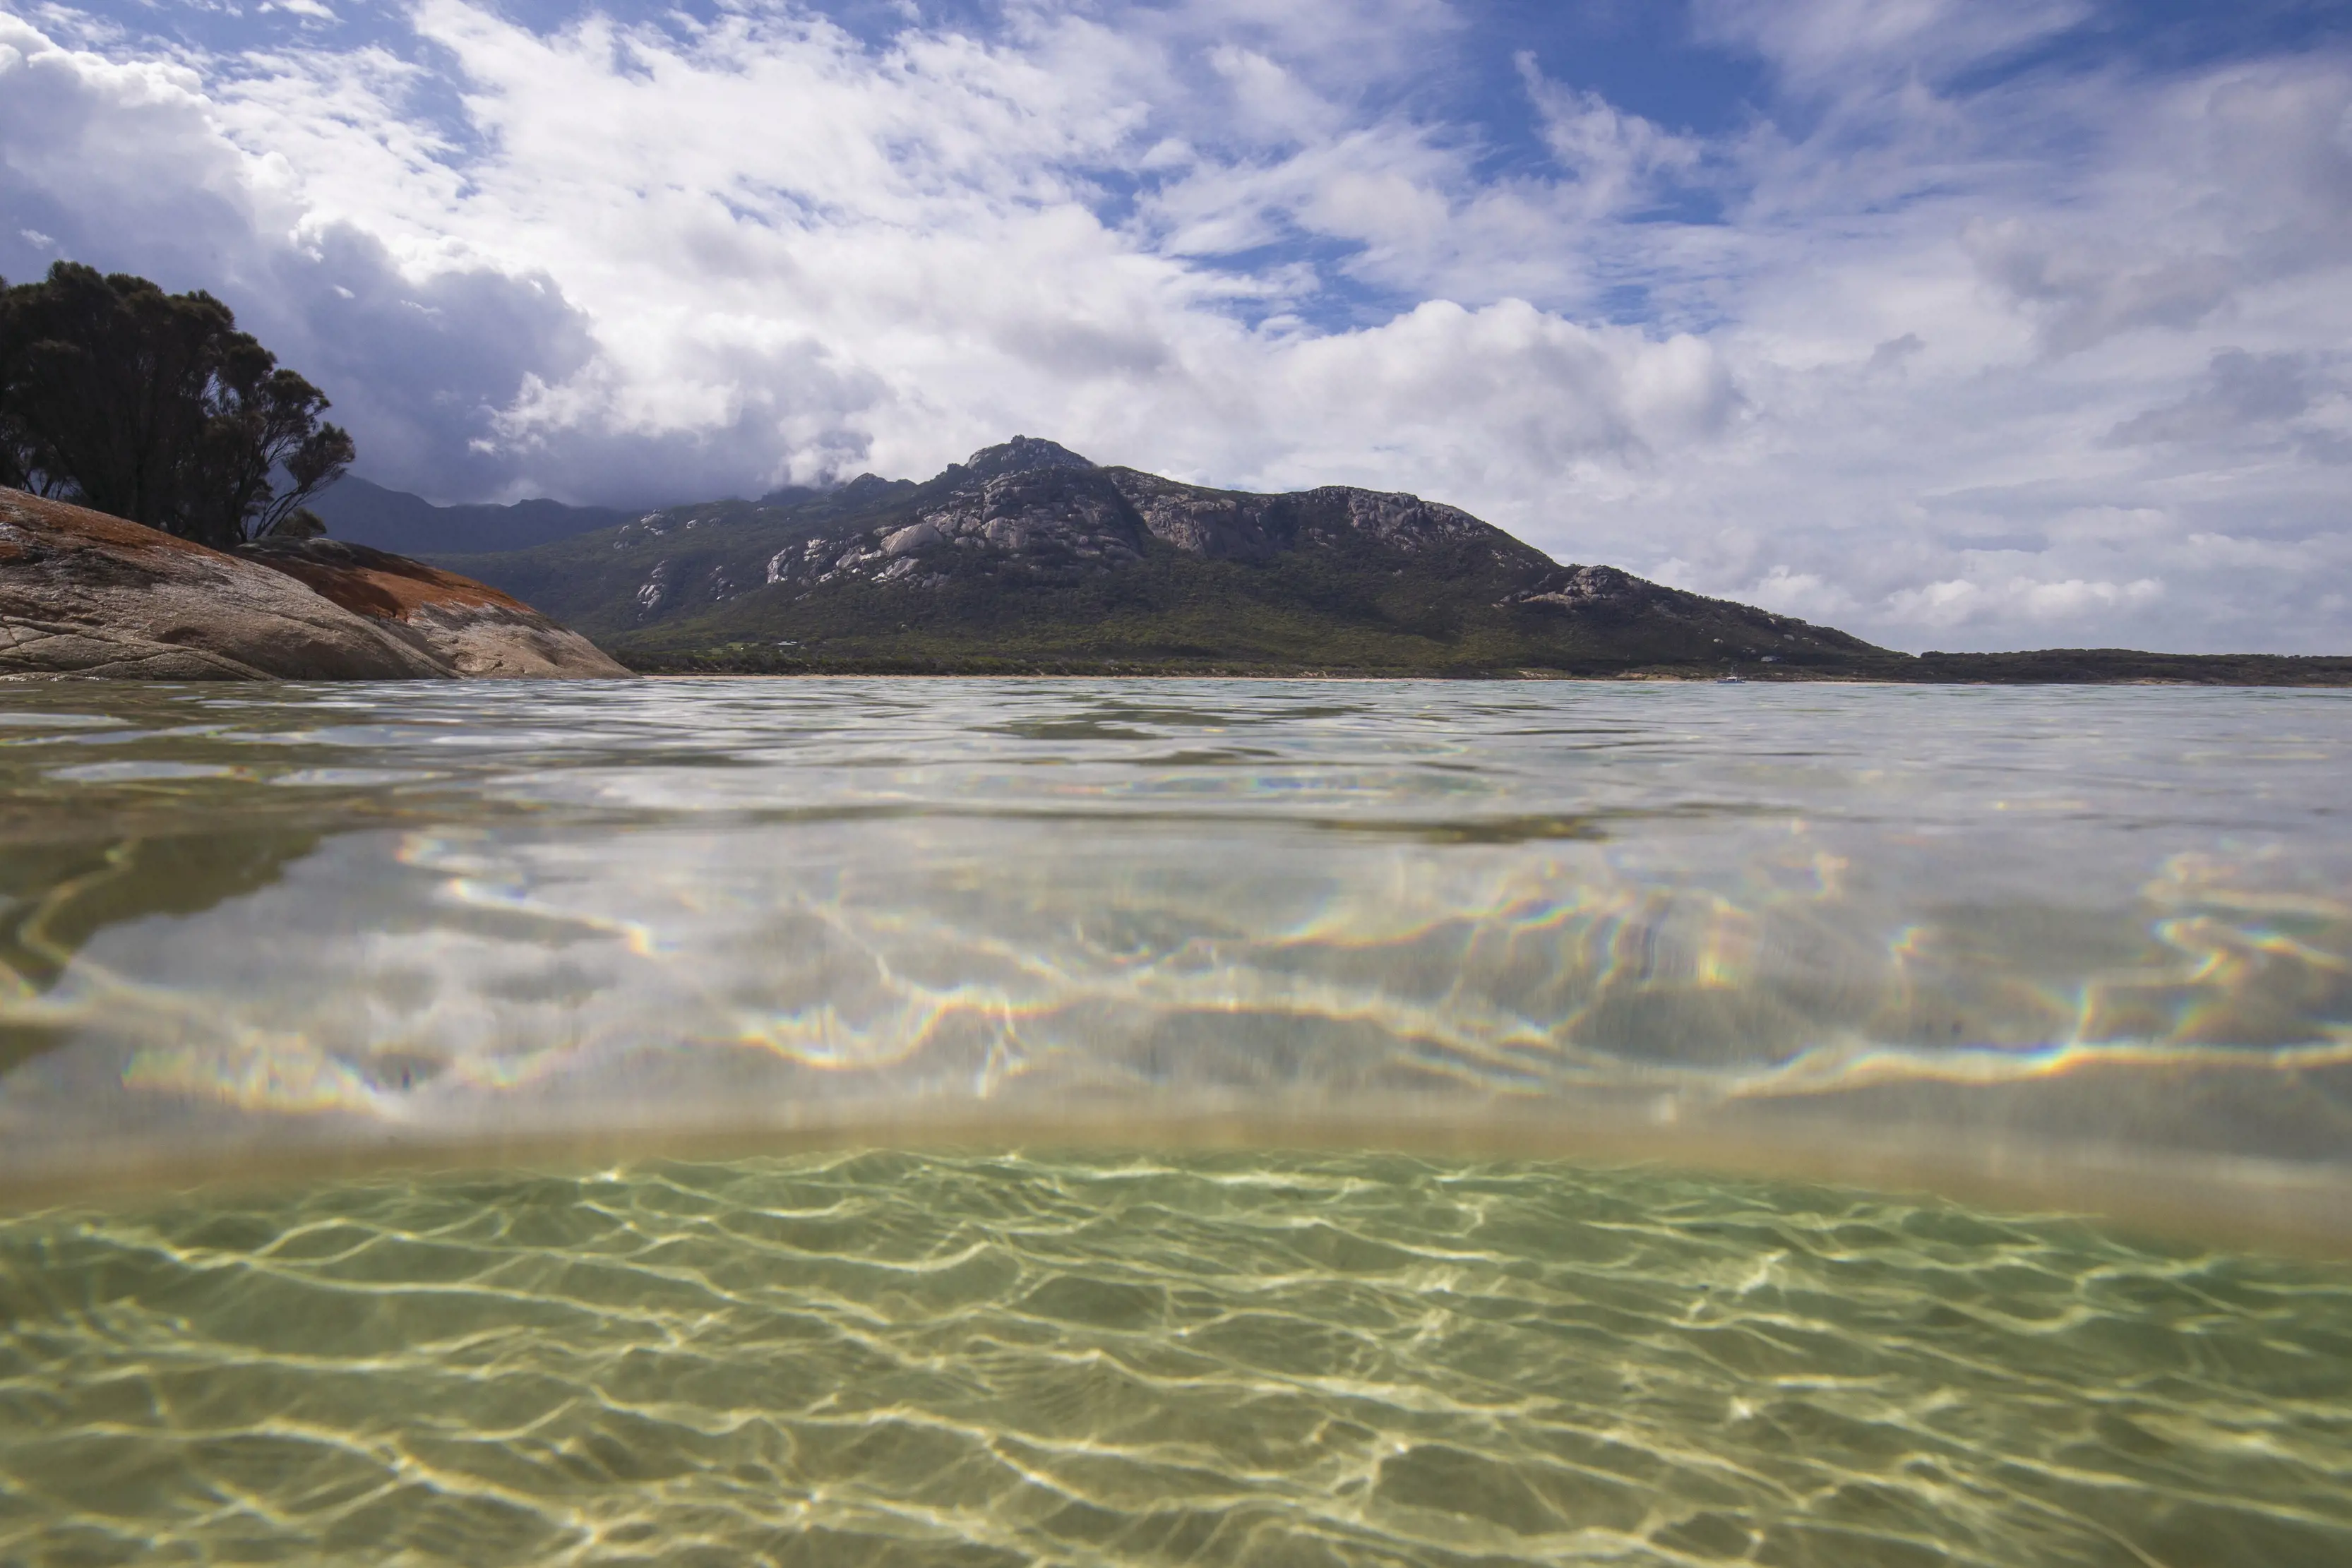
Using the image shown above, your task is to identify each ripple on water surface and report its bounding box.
[0,679,2348,1231]
[1,1152,2348,1567]
[1,681,2351,1564]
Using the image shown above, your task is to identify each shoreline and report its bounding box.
[632,671,2331,686]
[621,657,2352,686]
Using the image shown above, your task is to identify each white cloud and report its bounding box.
[1,3,2349,650]
[1517,52,1702,218]
[1695,0,2093,88]
[1880,573,2160,635]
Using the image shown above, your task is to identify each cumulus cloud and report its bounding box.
[0,13,602,496]
[1885,573,2161,633]
[1,1,2349,649]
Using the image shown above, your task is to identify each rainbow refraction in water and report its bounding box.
[0,678,2348,1563]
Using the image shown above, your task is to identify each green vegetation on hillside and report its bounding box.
[1910,650,2352,686]
[415,441,2351,683]
[604,539,1887,676]
[434,444,1896,678]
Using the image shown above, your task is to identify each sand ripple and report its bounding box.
[2,1152,2347,1566]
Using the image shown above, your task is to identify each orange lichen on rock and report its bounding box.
[239,538,534,622]
[1,487,627,681]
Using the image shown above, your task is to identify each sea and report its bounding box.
[0,677,2346,1566]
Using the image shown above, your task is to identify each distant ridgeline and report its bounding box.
[359,438,2352,681]
[309,477,633,557]
[380,437,1880,676]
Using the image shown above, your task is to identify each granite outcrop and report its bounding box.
[0,488,626,681]
[425,437,1899,676]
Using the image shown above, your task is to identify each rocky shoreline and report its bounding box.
[0,489,626,681]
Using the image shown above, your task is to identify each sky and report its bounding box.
[2,0,2348,652]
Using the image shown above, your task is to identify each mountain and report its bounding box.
[417,436,1899,676]
[308,477,631,556]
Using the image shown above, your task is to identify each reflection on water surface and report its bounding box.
[0,678,2347,1562]
[0,678,2345,1229]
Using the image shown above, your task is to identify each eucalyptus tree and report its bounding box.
[0,262,352,548]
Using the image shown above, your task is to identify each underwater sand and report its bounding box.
[6,1150,2350,1568]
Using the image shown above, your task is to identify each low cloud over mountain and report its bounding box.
[5,0,2347,651]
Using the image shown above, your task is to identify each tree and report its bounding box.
[0,262,352,549]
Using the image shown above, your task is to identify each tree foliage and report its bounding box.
[0,262,352,549]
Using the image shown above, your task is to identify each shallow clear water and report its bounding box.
[6,1151,2350,1568]
[1,678,2348,1562]
[3,679,2348,1222]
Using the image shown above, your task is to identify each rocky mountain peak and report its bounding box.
[430,441,1903,676]
[960,436,1094,482]
[832,473,898,504]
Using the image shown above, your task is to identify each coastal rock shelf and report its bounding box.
[0,489,626,681]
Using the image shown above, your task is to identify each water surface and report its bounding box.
[1,678,2348,1564]
[1,679,2345,1227]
